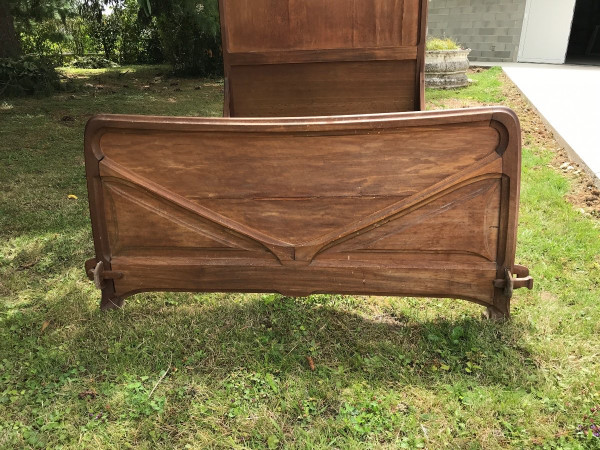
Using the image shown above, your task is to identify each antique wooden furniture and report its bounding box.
[219,0,429,117]
[84,107,532,319]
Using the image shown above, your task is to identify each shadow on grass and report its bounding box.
[2,286,539,394]
[0,262,543,447]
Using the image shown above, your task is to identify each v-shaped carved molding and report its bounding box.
[103,179,271,256]
[322,177,501,263]
[293,152,503,262]
[99,150,504,266]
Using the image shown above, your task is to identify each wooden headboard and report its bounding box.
[219,0,429,117]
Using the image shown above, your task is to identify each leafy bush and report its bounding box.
[19,19,68,63]
[73,0,163,66]
[426,37,461,51]
[117,0,163,64]
[0,56,61,97]
[64,17,94,57]
[87,12,122,61]
[134,21,164,65]
[148,0,223,76]
[68,55,119,69]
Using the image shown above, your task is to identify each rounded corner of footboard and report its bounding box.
[85,114,107,136]
[84,115,112,160]
[491,106,521,131]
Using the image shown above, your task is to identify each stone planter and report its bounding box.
[425,49,471,89]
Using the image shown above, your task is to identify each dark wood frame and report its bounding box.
[219,0,429,117]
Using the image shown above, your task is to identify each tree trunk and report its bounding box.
[0,0,21,59]
[102,37,110,59]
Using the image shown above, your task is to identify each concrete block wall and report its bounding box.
[427,0,527,62]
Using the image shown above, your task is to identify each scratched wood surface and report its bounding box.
[84,107,527,317]
[219,0,428,116]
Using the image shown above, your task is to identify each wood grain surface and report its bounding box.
[219,0,428,116]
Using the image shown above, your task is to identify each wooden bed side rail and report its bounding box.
[84,107,532,319]
[219,0,429,117]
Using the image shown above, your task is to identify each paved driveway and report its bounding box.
[502,63,600,185]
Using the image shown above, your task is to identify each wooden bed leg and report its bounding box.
[86,259,125,311]
[100,290,124,311]
[483,287,511,321]
[483,305,509,321]
[98,277,124,311]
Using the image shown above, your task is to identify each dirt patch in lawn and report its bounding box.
[500,72,600,217]
[59,67,223,97]
[427,97,484,110]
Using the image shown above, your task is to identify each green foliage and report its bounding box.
[4,0,74,60]
[64,17,93,56]
[92,16,119,59]
[117,0,145,63]
[146,0,222,75]
[10,0,220,78]
[19,19,66,58]
[115,0,162,64]
[426,37,461,51]
[0,55,60,96]
[338,385,408,438]
[75,0,162,65]
[131,18,162,64]
[9,0,74,25]
[121,373,166,418]
[83,6,121,60]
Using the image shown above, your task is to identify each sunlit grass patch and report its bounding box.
[426,66,506,107]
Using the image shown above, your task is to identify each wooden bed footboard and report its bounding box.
[84,107,532,318]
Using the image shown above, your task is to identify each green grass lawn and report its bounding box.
[0,66,599,449]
